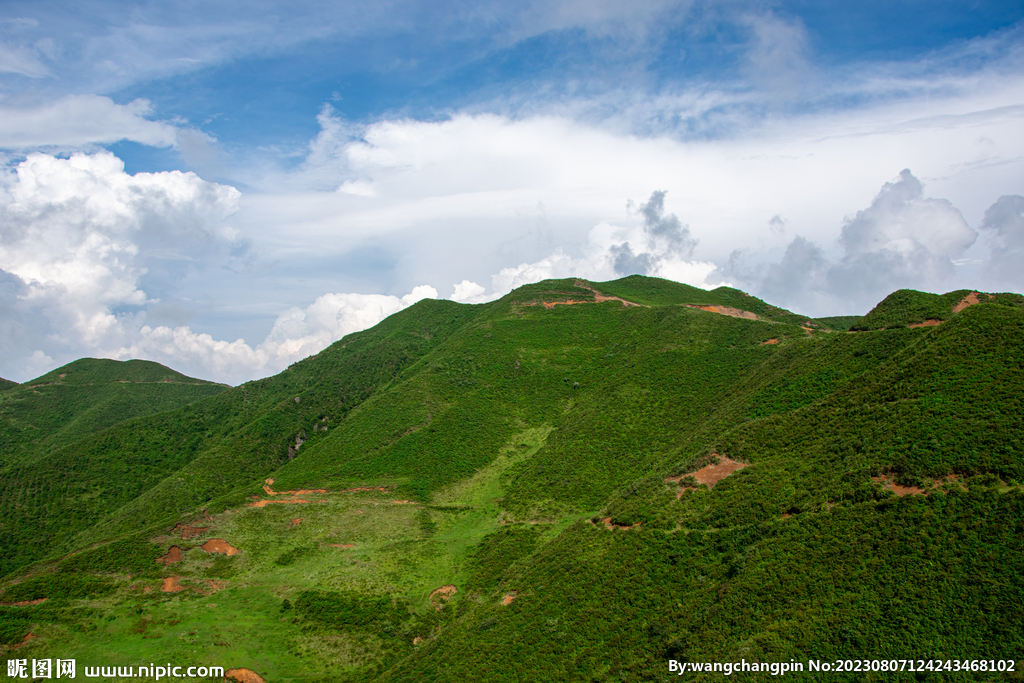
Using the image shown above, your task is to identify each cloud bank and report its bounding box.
[0,152,438,384]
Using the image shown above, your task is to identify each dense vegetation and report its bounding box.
[1,277,1021,682]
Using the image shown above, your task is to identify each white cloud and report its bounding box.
[116,285,439,384]
[714,170,1022,316]
[0,95,179,150]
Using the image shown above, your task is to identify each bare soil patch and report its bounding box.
[206,580,228,594]
[761,338,779,345]
[291,518,302,526]
[501,591,518,605]
[200,539,241,556]
[225,669,265,683]
[600,517,640,530]
[161,577,187,593]
[953,291,982,313]
[429,584,457,610]
[329,543,356,549]
[909,319,942,328]
[685,304,758,320]
[873,475,926,497]
[156,546,183,565]
[413,636,425,646]
[390,499,417,504]
[666,454,748,497]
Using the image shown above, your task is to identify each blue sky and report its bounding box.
[1,0,1023,383]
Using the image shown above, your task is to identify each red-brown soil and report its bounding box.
[329,543,356,549]
[524,283,642,310]
[599,517,641,530]
[0,598,47,607]
[952,291,982,313]
[161,577,187,593]
[225,669,265,683]
[206,580,228,594]
[761,338,779,345]
[156,546,183,565]
[200,539,240,556]
[685,304,758,320]
[248,498,309,508]
[909,319,942,328]
[666,454,748,497]
[290,518,302,526]
[412,636,425,645]
[262,478,327,496]
[173,523,210,539]
[391,499,417,504]
[872,475,926,496]
[11,632,38,649]
[429,584,457,610]
[501,591,518,605]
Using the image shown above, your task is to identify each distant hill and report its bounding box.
[0,377,16,392]
[0,358,227,464]
[1,277,1020,682]
[850,288,1024,330]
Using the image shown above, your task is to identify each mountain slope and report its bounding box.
[0,300,481,576]
[1,278,1021,682]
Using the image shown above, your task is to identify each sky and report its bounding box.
[1,0,1023,385]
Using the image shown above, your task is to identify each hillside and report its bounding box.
[0,378,16,392]
[1,277,1021,682]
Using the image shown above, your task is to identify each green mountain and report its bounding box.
[0,378,17,392]
[1,277,1021,682]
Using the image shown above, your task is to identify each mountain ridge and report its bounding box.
[1,276,1021,682]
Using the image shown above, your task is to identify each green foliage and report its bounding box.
[810,315,862,331]
[0,377,17,392]
[2,276,1022,682]
[2,573,115,602]
[57,537,164,575]
[0,299,478,576]
[850,288,1024,330]
[464,525,542,595]
[274,545,317,566]
[296,590,407,629]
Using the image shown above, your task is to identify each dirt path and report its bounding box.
[909,319,942,328]
[685,304,758,320]
[0,598,47,607]
[248,498,309,508]
[524,282,643,310]
[262,478,327,496]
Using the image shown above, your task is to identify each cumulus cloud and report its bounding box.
[444,190,718,305]
[116,285,439,384]
[715,169,995,315]
[0,150,445,384]
[976,194,1024,289]
[0,95,179,150]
